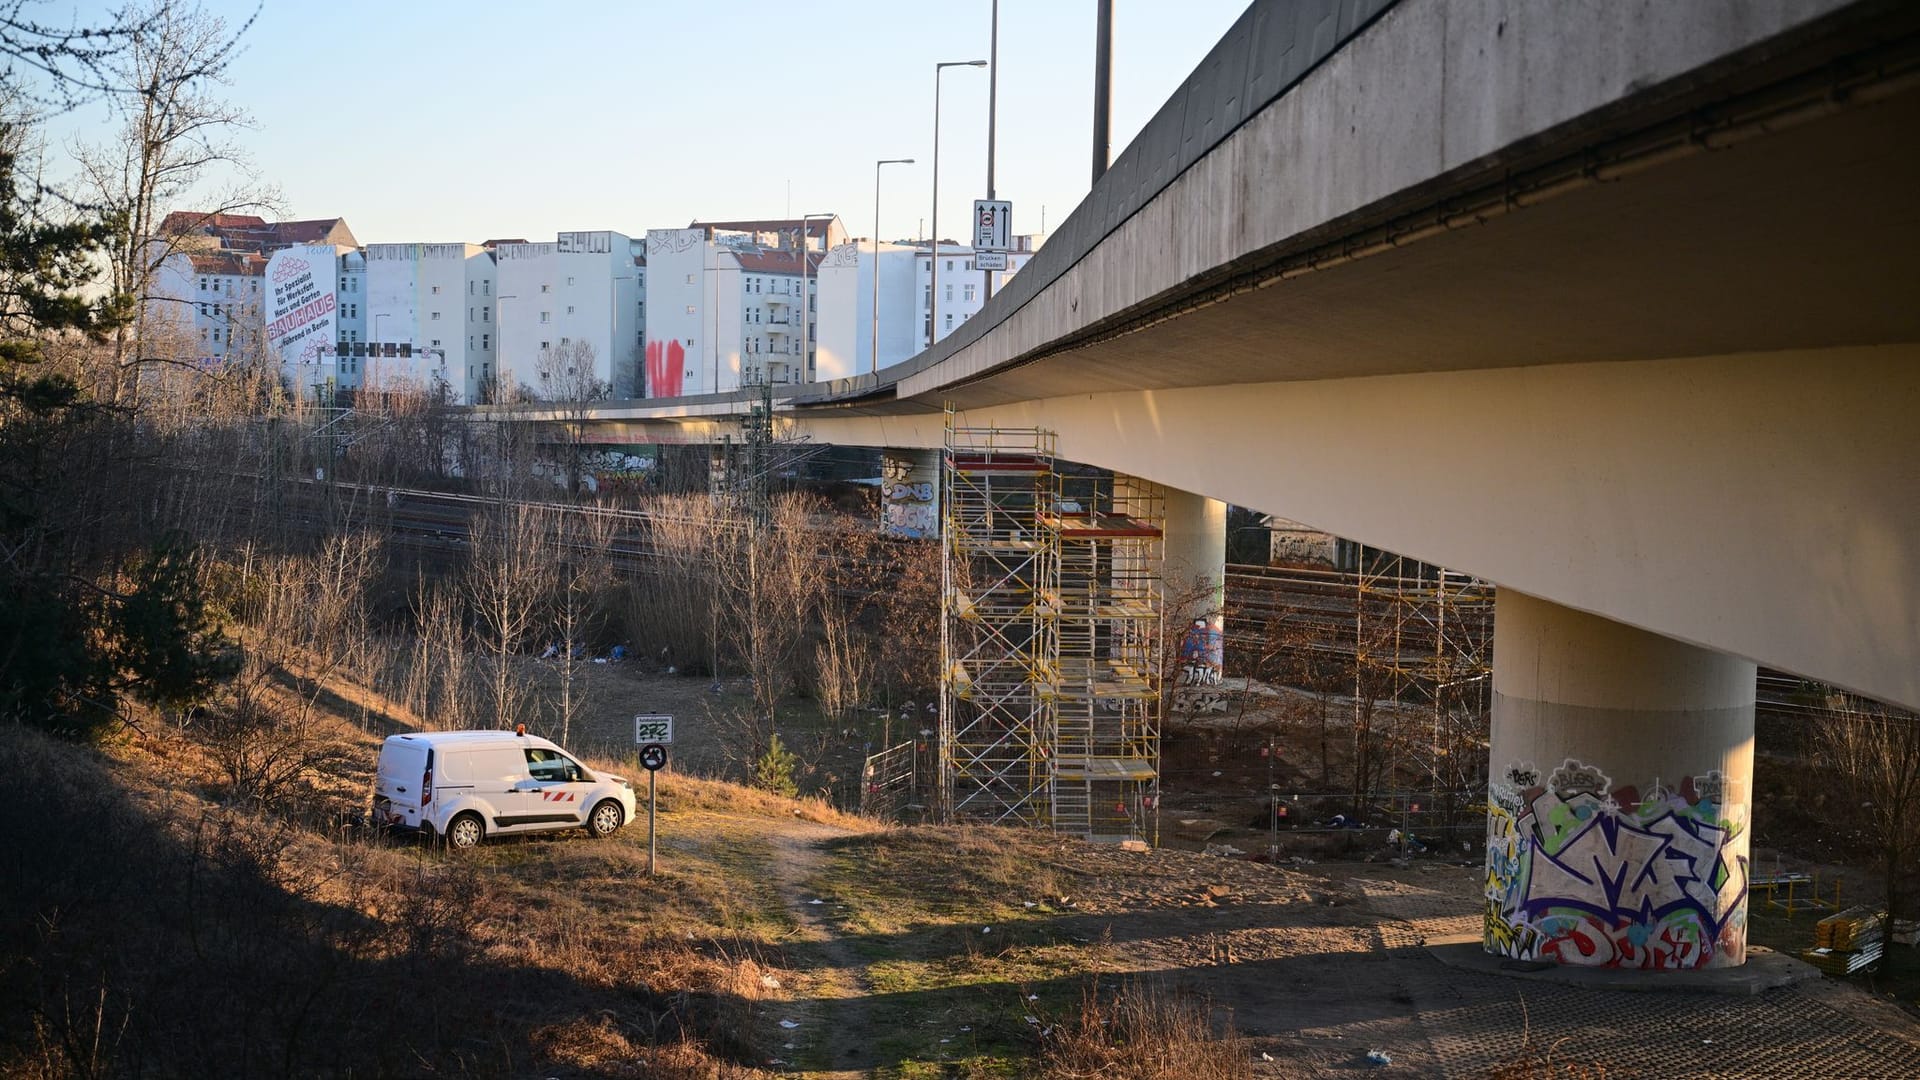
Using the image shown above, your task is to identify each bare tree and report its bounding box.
[465,500,556,730]
[0,2,256,115]
[874,537,941,702]
[813,520,877,724]
[550,507,616,744]
[714,493,826,726]
[1813,699,1920,976]
[533,339,610,495]
[410,577,473,730]
[622,493,727,673]
[69,0,277,404]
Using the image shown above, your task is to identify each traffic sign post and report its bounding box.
[635,714,673,874]
[973,199,1011,251]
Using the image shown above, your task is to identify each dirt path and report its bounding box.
[767,822,875,1078]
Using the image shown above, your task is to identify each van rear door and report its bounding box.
[375,736,430,827]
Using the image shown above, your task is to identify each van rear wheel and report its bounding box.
[587,800,624,839]
[445,812,485,850]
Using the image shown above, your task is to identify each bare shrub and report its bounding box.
[623,494,729,673]
[1035,978,1249,1080]
[1810,697,1920,977]
[467,499,558,728]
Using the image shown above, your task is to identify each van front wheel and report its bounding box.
[445,812,485,850]
[587,800,624,839]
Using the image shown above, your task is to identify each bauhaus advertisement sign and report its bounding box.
[265,244,338,366]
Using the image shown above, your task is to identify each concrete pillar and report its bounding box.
[1159,486,1226,680]
[1484,590,1755,970]
[1161,487,1227,606]
[880,447,940,539]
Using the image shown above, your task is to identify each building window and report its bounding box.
[686,305,696,314]
[431,311,441,321]
[923,285,931,306]
[198,303,206,316]
[964,284,976,302]
[540,311,551,324]
[339,278,346,291]
[567,305,574,315]
[685,274,695,285]
[945,285,953,301]
[566,276,575,286]
[212,328,221,342]
[945,314,953,329]
[431,339,441,348]
[540,341,549,350]
[431,285,441,295]
[540,283,550,293]
[200,327,207,341]
[198,278,207,291]
[482,333,490,349]
[482,308,489,322]
[945,259,954,271]
[483,280,490,295]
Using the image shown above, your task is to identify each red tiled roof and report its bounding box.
[159,211,268,235]
[268,218,353,246]
[155,211,353,253]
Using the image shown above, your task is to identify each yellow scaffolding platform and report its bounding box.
[940,409,1164,843]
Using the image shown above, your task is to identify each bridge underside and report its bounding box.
[583,76,1920,710]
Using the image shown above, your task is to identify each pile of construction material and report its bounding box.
[1801,906,1884,974]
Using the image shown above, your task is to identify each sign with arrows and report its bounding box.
[973,199,1011,252]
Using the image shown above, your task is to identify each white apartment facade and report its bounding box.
[143,214,358,380]
[491,231,645,400]
[812,233,1043,381]
[643,217,846,398]
[812,241,920,381]
[363,243,496,404]
[148,249,267,366]
[915,236,1040,351]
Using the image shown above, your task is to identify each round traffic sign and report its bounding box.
[639,743,668,772]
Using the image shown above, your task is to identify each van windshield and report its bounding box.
[525,748,584,783]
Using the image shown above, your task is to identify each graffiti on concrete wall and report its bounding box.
[881,455,937,538]
[645,340,685,398]
[1484,758,1748,969]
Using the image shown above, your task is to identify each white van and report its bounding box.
[372,730,637,850]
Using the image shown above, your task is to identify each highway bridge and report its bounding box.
[488,0,1920,970]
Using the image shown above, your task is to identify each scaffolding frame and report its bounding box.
[940,410,1165,843]
[1352,548,1495,832]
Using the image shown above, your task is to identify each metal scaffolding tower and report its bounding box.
[940,412,1165,842]
[1352,548,1495,827]
[1041,472,1165,842]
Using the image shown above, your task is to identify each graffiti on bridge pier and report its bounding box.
[1485,758,1747,969]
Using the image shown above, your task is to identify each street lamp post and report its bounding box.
[872,158,913,374]
[797,212,835,384]
[985,0,1000,305]
[931,59,986,349]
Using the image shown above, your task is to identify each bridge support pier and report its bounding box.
[1161,488,1227,610]
[1485,590,1755,970]
[1157,486,1226,683]
[880,448,940,539]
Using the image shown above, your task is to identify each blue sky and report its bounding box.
[43,1,1252,246]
